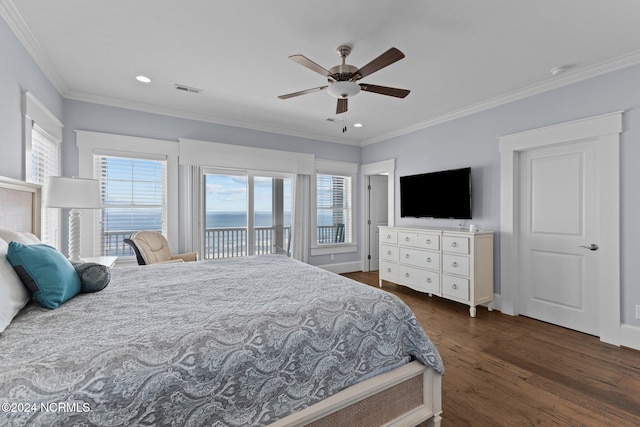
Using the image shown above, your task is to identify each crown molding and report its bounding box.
[0,0,68,94]
[362,49,640,146]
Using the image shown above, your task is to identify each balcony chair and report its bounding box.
[123,231,198,265]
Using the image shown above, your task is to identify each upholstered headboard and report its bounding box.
[0,176,42,238]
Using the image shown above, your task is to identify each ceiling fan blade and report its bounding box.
[278,86,328,99]
[289,54,334,79]
[336,98,348,114]
[360,83,410,98]
[352,47,405,80]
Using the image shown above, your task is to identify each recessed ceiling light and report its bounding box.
[353,123,363,128]
[136,75,151,83]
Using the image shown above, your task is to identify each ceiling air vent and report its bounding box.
[174,84,202,94]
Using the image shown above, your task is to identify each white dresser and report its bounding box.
[379,226,494,317]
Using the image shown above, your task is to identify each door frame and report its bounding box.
[360,159,395,272]
[499,111,622,345]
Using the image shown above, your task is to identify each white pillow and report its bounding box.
[0,237,31,333]
[0,229,41,245]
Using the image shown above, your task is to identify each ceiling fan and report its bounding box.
[278,45,410,115]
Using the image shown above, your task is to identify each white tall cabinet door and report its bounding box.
[518,140,599,335]
[368,175,388,271]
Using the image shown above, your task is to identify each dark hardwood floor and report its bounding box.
[342,271,640,427]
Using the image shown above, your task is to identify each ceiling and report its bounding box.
[4,0,640,146]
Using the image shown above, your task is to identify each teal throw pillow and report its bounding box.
[6,242,81,309]
[72,262,111,293]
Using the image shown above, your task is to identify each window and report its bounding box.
[202,169,292,259]
[77,131,178,261]
[93,154,167,257]
[316,174,352,245]
[28,126,61,247]
[311,160,357,256]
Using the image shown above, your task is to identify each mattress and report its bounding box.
[0,255,443,426]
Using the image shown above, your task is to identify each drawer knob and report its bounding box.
[426,278,432,283]
[387,268,392,272]
[405,237,410,241]
[426,257,431,263]
[452,284,458,289]
[405,272,410,278]
[387,250,392,255]
[452,262,458,267]
[426,239,431,244]
[405,254,410,259]
[452,242,458,247]
[387,235,392,239]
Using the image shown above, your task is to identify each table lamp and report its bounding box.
[45,176,102,262]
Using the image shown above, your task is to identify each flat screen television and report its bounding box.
[400,167,472,219]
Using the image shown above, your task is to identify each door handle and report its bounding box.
[579,244,599,251]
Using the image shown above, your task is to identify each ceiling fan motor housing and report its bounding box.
[328,61,361,98]
[328,64,359,82]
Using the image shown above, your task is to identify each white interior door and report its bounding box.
[368,175,388,271]
[518,140,599,335]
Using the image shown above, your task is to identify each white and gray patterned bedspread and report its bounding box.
[0,255,443,426]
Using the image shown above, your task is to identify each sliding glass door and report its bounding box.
[203,169,292,259]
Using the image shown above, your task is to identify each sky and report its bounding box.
[205,174,292,213]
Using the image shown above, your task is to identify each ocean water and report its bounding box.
[206,212,291,228]
[104,210,292,231]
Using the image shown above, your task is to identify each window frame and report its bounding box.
[76,131,179,262]
[311,160,357,256]
[200,167,294,259]
[93,152,168,258]
[23,92,63,248]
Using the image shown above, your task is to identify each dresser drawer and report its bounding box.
[399,247,440,271]
[380,261,399,281]
[442,275,469,300]
[381,229,398,244]
[443,235,470,254]
[381,244,398,262]
[443,254,470,276]
[398,265,440,294]
[398,232,440,250]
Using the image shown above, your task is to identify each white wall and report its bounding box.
[61,100,362,268]
[0,16,62,180]
[362,63,640,327]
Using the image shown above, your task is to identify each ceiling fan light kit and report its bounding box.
[327,81,361,98]
[279,44,410,131]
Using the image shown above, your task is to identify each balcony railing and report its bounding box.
[204,226,291,259]
[102,224,341,259]
[102,230,138,257]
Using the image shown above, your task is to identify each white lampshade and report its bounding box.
[327,81,361,99]
[45,177,102,209]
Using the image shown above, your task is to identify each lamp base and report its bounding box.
[68,208,82,263]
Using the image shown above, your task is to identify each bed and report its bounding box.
[0,176,443,427]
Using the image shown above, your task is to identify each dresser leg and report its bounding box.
[469,306,477,317]
[488,301,494,312]
[379,279,383,288]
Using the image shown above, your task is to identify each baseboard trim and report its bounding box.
[620,324,640,351]
[319,261,362,275]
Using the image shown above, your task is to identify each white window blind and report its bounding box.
[316,174,352,245]
[28,125,60,247]
[93,154,167,257]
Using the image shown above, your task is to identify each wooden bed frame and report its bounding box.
[0,176,442,427]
